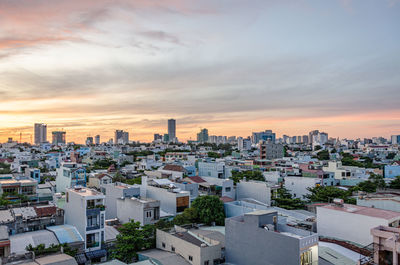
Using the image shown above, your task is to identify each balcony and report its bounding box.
[86,242,100,248]
[87,224,100,231]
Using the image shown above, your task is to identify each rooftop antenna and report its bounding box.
[19,132,22,143]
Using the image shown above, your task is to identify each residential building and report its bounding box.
[370,225,400,265]
[225,210,318,265]
[115,130,129,145]
[317,202,400,246]
[384,164,400,178]
[238,137,251,151]
[87,173,112,190]
[102,182,141,219]
[95,135,100,145]
[25,168,41,183]
[259,142,284,160]
[252,130,276,144]
[86,137,94,145]
[34,123,47,145]
[156,226,222,265]
[116,196,160,225]
[56,163,86,193]
[64,187,106,255]
[236,180,271,206]
[52,131,66,145]
[198,162,226,179]
[154,133,162,141]
[391,135,400,145]
[0,175,37,202]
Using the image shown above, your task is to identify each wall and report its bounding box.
[385,165,400,178]
[284,177,318,199]
[357,198,400,212]
[236,181,271,205]
[317,206,390,246]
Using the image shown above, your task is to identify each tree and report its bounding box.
[386,153,396,160]
[369,173,386,189]
[207,152,220,159]
[351,181,377,193]
[389,176,400,189]
[230,170,264,184]
[274,188,305,210]
[314,145,322,151]
[111,221,155,263]
[191,196,225,225]
[316,150,330,161]
[305,186,355,204]
[173,207,198,225]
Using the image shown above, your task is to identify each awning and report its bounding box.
[75,253,87,264]
[86,249,107,260]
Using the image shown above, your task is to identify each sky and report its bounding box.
[0,0,399,143]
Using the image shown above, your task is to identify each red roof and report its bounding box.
[220,196,235,203]
[188,176,206,183]
[163,164,186,172]
[321,204,400,220]
[34,206,57,217]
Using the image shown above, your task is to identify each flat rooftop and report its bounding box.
[68,187,104,197]
[321,203,400,220]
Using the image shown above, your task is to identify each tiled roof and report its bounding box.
[220,196,234,203]
[163,164,186,172]
[34,206,57,217]
[188,176,206,183]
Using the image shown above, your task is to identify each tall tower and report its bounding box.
[168,119,176,142]
[34,123,47,145]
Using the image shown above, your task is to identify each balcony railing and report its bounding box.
[87,225,100,231]
[86,242,100,248]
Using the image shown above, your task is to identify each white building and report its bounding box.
[317,203,400,246]
[236,180,271,206]
[34,123,47,145]
[198,162,226,179]
[64,187,106,253]
[284,176,321,199]
[56,163,86,193]
[116,196,160,225]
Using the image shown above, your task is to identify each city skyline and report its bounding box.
[1,0,399,143]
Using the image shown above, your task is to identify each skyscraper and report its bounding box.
[34,123,47,145]
[168,119,176,142]
[197,128,209,143]
[115,130,129,144]
[52,131,66,145]
[95,135,100,145]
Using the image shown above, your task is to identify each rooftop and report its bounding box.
[321,203,400,220]
[68,187,104,197]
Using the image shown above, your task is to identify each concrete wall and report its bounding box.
[236,181,271,205]
[225,217,300,265]
[116,197,160,225]
[145,186,187,216]
[357,198,400,213]
[284,177,319,199]
[317,206,391,246]
[103,183,140,219]
[156,229,221,265]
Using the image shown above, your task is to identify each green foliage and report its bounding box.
[0,162,11,174]
[389,176,400,189]
[93,159,115,169]
[274,188,305,210]
[231,170,264,184]
[305,186,355,204]
[207,152,220,159]
[341,153,381,169]
[173,207,198,225]
[123,177,142,185]
[191,195,225,225]
[314,145,322,151]
[111,221,155,263]
[368,173,386,189]
[316,150,330,161]
[0,192,30,206]
[26,243,77,257]
[350,181,377,193]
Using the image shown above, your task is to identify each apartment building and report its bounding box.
[225,210,318,265]
[198,162,227,179]
[156,226,222,265]
[56,163,86,193]
[116,196,160,225]
[64,187,106,256]
[259,142,284,160]
[0,174,37,202]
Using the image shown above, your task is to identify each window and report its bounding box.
[225,187,231,192]
[171,246,175,252]
[189,256,193,261]
[204,261,209,265]
[146,211,152,218]
[21,186,34,195]
[162,242,165,248]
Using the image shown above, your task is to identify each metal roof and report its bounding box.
[46,225,84,244]
[10,230,59,254]
[12,207,37,219]
[0,210,13,223]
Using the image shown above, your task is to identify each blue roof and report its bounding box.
[46,224,84,244]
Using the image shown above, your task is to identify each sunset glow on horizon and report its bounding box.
[1,0,399,143]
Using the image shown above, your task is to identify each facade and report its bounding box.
[238,137,251,151]
[317,203,400,246]
[252,130,276,144]
[25,168,41,183]
[86,137,94,145]
[64,187,106,252]
[156,226,222,265]
[259,142,284,160]
[391,135,400,145]
[225,210,318,265]
[87,173,112,190]
[95,135,100,145]
[384,165,400,178]
[102,182,140,219]
[116,196,160,225]
[0,175,37,202]
[198,162,226,179]
[115,130,129,145]
[34,123,47,145]
[197,129,209,143]
[56,163,86,193]
[168,119,176,142]
[52,131,66,145]
[370,225,400,265]
[237,180,271,206]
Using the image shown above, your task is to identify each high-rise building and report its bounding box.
[95,135,100,145]
[252,130,275,144]
[52,131,66,145]
[34,123,47,145]
[168,119,176,142]
[391,135,400,145]
[197,128,209,143]
[86,137,94,145]
[115,130,129,144]
[308,130,319,144]
[154,133,162,141]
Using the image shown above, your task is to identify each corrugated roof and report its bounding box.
[46,225,84,244]
[34,206,57,217]
[0,210,13,223]
[10,230,59,254]
[105,225,120,242]
[12,207,37,219]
